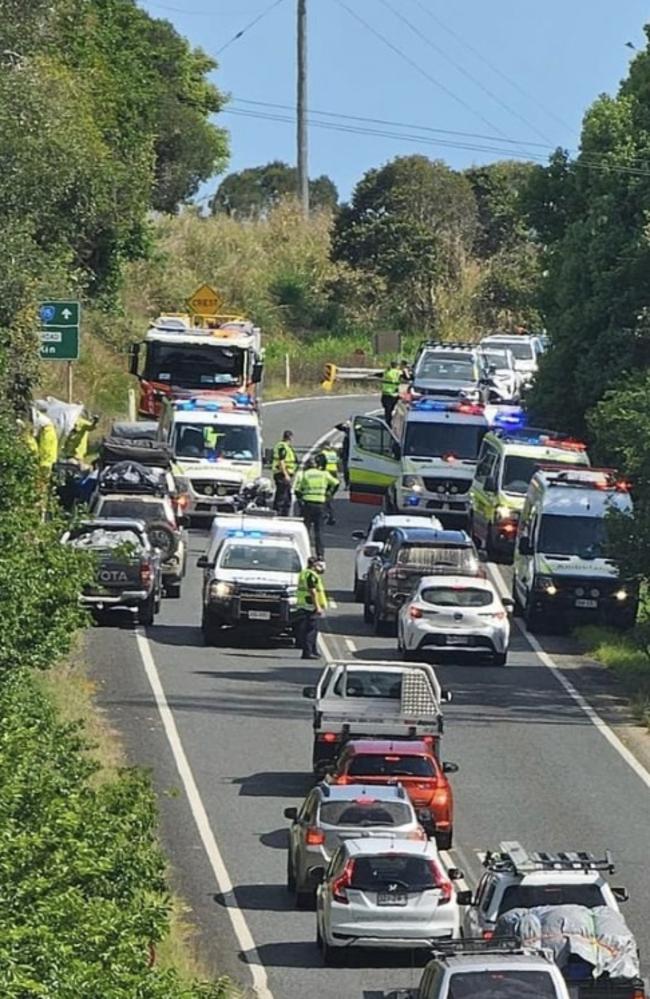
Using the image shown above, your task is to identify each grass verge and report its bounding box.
[575,624,650,728]
[35,636,237,992]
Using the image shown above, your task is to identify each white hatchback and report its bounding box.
[351,513,442,601]
[316,837,462,965]
[397,575,513,666]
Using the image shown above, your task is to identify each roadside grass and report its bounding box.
[35,637,238,992]
[575,623,650,728]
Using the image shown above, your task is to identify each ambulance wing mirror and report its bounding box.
[251,360,264,384]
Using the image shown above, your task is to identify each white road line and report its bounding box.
[488,563,650,792]
[344,638,357,653]
[134,630,274,999]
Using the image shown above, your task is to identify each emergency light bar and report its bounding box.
[494,427,587,451]
[171,394,256,413]
[409,398,485,415]
[536,465,628,491]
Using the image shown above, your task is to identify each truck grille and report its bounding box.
[423,477,471,495]
[191,480,240,497]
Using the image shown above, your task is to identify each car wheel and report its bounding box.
[353,574,365,602]
[165,582,181,599]
[373,601,391,637]
[524,596,544,633]
[286,851,296,893]
[491,652,508,667]
[363,594,373,624]
[436,829,453,851]
[137,594,155,627]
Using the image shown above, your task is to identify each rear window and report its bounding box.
[347,754,435,778]
[334,671,402,699]
[448,970,559,998]
[398,546,478,574]
[319,800,412,828]
[499,883,605,914]
[99,499,166,522]
[351,854,435,891]
[421,586,492,608]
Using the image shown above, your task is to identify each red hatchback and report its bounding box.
[328,739,458,850]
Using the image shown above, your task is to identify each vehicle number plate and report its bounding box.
[446,635,469,645]
[377,892,408,906]
[248,610,271,620]
[575,598,597,609]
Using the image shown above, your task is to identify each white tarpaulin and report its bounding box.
[34,397,84,440]
[497,904,640,980]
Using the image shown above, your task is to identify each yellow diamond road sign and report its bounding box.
[187,283,223,316]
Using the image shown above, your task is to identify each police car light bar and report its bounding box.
[410,398,484,415]
[172,394,256,413]
[494,427,586,451]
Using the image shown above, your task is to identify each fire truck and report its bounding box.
[129,313,264,418]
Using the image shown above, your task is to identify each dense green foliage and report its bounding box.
[212,160,338,217]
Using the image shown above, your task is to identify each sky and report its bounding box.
[138,0,649,203]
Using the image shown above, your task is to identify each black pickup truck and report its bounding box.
[62,518,162,625]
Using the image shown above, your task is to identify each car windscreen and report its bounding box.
[420,586,492,607]
[99,500,166,523]
[350,855,435,891]
[499,882,605,914]
[448,970,559,998]
[483,349,513,370]
[538,514,608,558]
[502,456,571,495]
[398,546,478,574]
[346,754,435,778]
[404,423,486,460]
[173,423,259,461]
[218,544,301,573]
[144,342,243,388]
[489,340,534,361]
[334,670,403,699]
[416,356,476,382]
[319,800,412,828]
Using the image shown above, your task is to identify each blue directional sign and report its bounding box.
[38,300,80,360]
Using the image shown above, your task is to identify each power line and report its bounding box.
[379,0,555,146]
[409,0,575,137]
[332,0,510,140]
[145,2,258,14]
[216,0,287,56]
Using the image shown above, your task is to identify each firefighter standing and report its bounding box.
[294,455,338,559]
[272,430,297,516]
[294,556,327,659]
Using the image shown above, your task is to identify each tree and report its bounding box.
[465,160,537,257]
[211,161,338,218]
[331,155,477,330]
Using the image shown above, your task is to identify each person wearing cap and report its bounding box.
[295,556,328,659]
[319,445,340,525]
[272,429,297,516]
[294,454,339,559]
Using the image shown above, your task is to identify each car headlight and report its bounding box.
[614,588,628,602]
[402,475,423,492]
[534,574,557,596]
[209,580,234,600]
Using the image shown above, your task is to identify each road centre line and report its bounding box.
[488,563,650,792]
[134,630,274,999]
[344,638,356,653]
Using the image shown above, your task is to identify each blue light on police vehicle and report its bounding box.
[406,496,421,506]
[411,399,450,412]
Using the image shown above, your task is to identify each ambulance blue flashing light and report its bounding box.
[226,530,264,539]
[492,410,526,430]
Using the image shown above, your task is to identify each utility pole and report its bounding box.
[297,0,309,216]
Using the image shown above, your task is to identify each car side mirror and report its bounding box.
[502,597,514,615]
[283,807,298,821]
[442,762,459,774]
[448,868,464,881]
[518,537,532,556]
[128,342,140,376]
[363,543,382,557]
[442,689,453,704]
[456,890,473,906]
[302,686,316,699]
[612,886,629,903]
[251,360,264,384]
[351,530,365,541]
[484,476,496,492]
[196,555,210,569]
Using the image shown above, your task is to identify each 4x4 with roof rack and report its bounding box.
[417,937,571,998]
[462,841,629,939]
[412,341,492,403]
[470,427,591,563]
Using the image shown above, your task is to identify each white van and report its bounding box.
[512,466,638,630]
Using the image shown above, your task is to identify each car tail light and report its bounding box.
[429,860,452,904]
[407,827,427,840]
[631,988,645,999]
[305,827,325,846]
[318,732,337,743]
[140,563,153,585]
[480,610,506,620]
[332,860,354,904]
[409,605,423,619]
[482,929,494,940]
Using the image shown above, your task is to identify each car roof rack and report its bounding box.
[431,936,528,957]
[417,339,481,352]
[483,841,615,875]
[534,466,626,491]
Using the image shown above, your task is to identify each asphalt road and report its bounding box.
[88,393,650,999]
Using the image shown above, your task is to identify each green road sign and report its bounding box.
[38,300,80,360]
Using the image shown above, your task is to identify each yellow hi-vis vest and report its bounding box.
[297,468,336,504]
[38,422,58,471]
[381,367,401,397]
[321,448,339,475]
[272,440,297,475]
[296,568,327,611]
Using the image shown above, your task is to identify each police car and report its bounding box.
[470,427,591,562]
[512,466,638,630]
[346,398,522,526]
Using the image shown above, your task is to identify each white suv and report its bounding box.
[462,842,628,938]
[351,512,442,601]
[316,837,462,965]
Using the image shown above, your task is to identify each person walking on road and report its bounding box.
[272,430,297,516]
[380,360,404,426]
[319,445,340,526]
[294,556,327,659]
[294,455,338,560]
